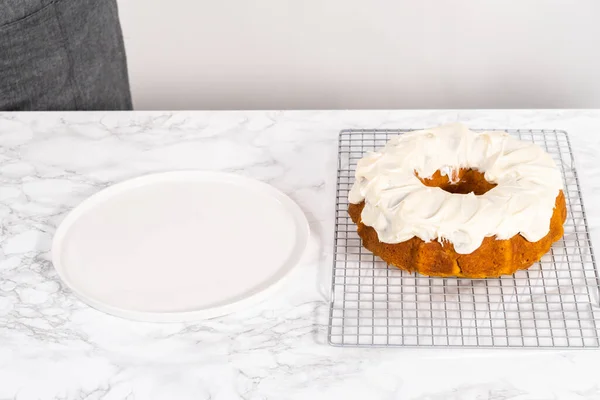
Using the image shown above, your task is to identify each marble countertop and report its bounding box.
[1,110,600,400]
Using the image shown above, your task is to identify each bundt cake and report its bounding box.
[348,123,567,278]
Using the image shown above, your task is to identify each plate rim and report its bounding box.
[52,170,310,322]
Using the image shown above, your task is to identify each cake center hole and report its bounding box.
[417,168,497,195]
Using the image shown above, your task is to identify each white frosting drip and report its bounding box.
[348,123,564,254]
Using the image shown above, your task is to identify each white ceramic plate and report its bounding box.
[52,171,309,322]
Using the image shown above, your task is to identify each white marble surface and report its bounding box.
[1,110,600,400]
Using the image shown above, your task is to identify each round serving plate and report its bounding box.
[52,171,309,322]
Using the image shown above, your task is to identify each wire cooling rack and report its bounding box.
[328,129,600,348]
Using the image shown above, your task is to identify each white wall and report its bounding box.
[117,0,600,110]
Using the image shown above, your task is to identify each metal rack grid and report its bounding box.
[328,129,600,348]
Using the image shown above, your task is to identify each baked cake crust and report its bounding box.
[348,189,567,278]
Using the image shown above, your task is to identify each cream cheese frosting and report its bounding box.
[348,123,564,254]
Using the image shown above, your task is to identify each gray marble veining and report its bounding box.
[1,110,600,399]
